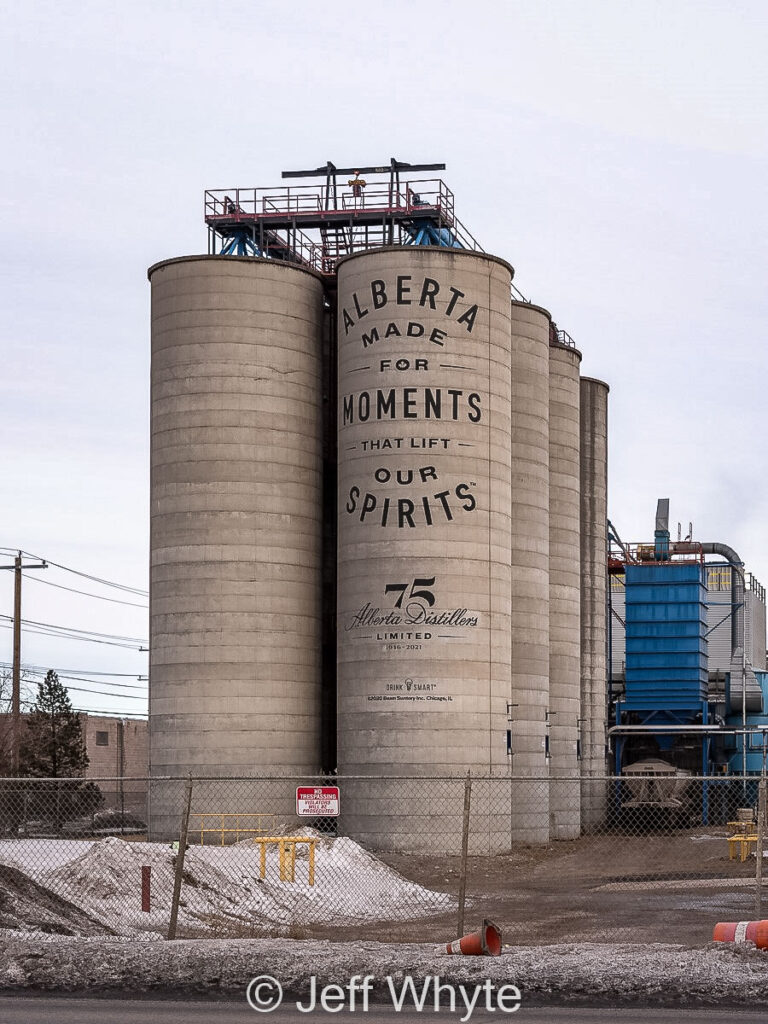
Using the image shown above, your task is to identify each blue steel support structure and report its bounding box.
[402,221,463,248]
[217,218,466,256]
[219,230,262,257]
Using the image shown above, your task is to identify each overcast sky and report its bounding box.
[1,0,767,715]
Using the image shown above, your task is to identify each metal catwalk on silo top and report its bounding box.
[336,246,532,853]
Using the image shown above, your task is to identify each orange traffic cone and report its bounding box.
[439,919,502,956]
[713,920,768,947]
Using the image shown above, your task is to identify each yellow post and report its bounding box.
[260,841,267,880]
[278,839,286,881]
[308,841,315,887]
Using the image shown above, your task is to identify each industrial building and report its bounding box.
[148,160,766,848]
[608,503,768,801]
[0,712,147,817]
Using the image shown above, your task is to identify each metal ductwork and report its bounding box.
[655,498,670,533]
[699,542,761,714]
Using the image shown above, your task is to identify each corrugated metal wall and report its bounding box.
[610,574,626,680]
[610,563,767,681]
[753,592,767,671]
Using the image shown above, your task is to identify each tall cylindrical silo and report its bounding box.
[579,376,609,828]
[148,255,325,835]
[548,339,582,840]
[507,301,551,842]
[336,247,513,853]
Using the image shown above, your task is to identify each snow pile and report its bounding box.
[39,834,452,936]
[0,839,94,876]
[44,837,178,934]
[199,835,453,923]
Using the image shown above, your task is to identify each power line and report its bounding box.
[29,683,147,701]
[11,686,146,707]
[32,557,148,597]
[60,675,147,691]
[0,664,147,692]
[8,666,148,678]
[0,621,146,651]
[11,677,148,708]
[0,548,148,597]
[0,616,147,644]
[22,573,148,609]
[17,697,147,719]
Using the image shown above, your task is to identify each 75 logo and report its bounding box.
[385,577,436,609]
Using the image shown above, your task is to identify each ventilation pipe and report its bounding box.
[697,543,761,779]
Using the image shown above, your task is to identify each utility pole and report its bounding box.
[1,552,47,773]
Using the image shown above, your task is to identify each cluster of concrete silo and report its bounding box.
[147,246,608,847]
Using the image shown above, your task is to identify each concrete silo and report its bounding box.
[548,339,582,839]
[336,247,514,852]
[507,301,552,842]
[579,376,610,828]
[148,255,325,833]
[147,164,617,848]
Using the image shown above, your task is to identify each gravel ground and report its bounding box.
[2,936,768,1005]
[0,864,112,937]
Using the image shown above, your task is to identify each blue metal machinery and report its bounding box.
[617,561,710,773]
[624,563,708,715]
[725,671,768,773]
[610,500,768,823]
[611,503,712,820]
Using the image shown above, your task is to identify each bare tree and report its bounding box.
[0,668,41,776]
[0,669,11,775]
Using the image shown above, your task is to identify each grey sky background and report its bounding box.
[1,0,766,715]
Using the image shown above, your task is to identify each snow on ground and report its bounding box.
[0,839,94,874]
[3,936,768,1004]
[0,834,453,937]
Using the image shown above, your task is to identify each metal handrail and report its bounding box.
[192,811,277,846]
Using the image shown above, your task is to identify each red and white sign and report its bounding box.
[296,786,340,817]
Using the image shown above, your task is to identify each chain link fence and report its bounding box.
[0,773,765,945]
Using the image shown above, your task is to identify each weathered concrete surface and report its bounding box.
[3,936,768,1006]
[579,377,610,828]
[548,341,582,840]
[148,256,326,834]
[335,248,515,852]
[508,301,551,841]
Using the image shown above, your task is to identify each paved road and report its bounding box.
[0,997,764,1024]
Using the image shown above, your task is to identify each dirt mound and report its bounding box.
[0,863,112,937]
